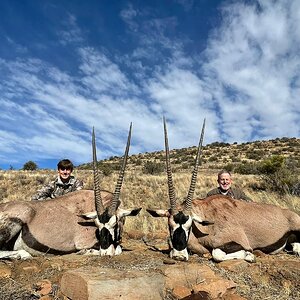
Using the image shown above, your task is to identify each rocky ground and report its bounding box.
[0,236,299,300]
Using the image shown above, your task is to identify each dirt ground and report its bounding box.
[0,236,299,300]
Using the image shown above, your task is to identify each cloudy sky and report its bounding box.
[0,0,299,170]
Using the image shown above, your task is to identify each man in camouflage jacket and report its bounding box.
[206,170,252,202]
[32,159,83,201]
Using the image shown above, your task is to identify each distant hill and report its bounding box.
[78,137,300,174]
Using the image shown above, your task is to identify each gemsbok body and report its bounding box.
[147,118,300,262]
[0,124,141,259]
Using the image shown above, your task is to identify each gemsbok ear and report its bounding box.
[146,209,170,218]
[117,208,142,218]
[79,212,97,219]
[191,212,214,225]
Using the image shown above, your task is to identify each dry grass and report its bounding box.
[0,168,300,300]
[1,169,299,236]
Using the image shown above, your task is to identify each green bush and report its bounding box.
[99,163,114,176]
[142,161,164,175]
[257,156,298,195]
[22,161,38,171]
[234,162,258,175]
[257,155,284,174]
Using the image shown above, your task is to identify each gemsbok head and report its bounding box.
[146,118,213,261]
[82,123,142,256]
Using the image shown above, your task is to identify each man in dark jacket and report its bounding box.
[32,159,83,200]
[207,170,252,202]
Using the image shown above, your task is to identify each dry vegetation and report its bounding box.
[78,136,300,172]
[0,169,299,236]
[0,137,300,300]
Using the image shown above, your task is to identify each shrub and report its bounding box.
[0,187,8,199]
[22,161,38,171]
[245,150,264,160]
[99,163,114,176]
[257,156,299,195]
[222,163,234,172]
[142,161,164,175]
[234,162,258,175]
[257,155,284,174]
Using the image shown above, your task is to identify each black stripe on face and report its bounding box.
[171,212,191,251]
[172,227,188,251]
[22,224,75,255]
[173,211,189,225]
[97,227,114,250]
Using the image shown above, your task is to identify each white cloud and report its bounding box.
[0,0,299,168]
[58,13,84,45]
[203,0,300,141]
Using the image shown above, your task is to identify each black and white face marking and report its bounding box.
[83,207,141,256]
[96,209,122,256]
[168,211,193,261]
[146,208,211,261]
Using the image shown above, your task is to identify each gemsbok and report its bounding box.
[0,123,141,259]
[146,118,300,262]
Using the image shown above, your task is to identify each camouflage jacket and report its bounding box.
[206,187,252,202]
[31,176,83,201]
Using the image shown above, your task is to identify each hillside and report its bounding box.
[78,136,300,174]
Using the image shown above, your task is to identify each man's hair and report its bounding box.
[57,159,74,171]
[217,169,231,179]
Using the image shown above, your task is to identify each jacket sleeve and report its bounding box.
[234,188,253,202]
[73,178,84,191]
[31,182,55,201]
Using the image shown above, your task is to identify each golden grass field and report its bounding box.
[1,168,299,238]
[1,168,300,300]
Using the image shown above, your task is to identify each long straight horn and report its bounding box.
[92,127,104,216]
[108,122,132,215]
[184,119,206,213]
[164,117,177,214]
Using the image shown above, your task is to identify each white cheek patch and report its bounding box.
[182,216,193,231]
[95,216,117,239]
[168,215,192,241]
[107,215,117,227]
[168,219,180,237]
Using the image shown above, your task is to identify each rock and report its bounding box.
[193,278,236,299]
[218,259,249,272]
[0,262,12,278]
[172,285,192,299]
[163,263,236,299]
[222,292,247,300]
[60,266,165,300]
[34,279,52,296]
[39,296,54,300]
[22,265,40,273]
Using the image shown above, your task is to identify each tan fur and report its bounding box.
[188,195,300,254]
[0,190,113,255]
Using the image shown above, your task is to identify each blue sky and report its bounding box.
[0,0,299,170]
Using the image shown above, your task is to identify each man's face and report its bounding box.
[58,167,72,182]
[218,173,232,191]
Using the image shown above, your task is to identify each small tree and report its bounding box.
[99,163,113,176]
[22,161,38,171]
[257,156,298,195]
[142,161,164,175]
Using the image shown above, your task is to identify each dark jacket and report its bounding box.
[206,187,252,202]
